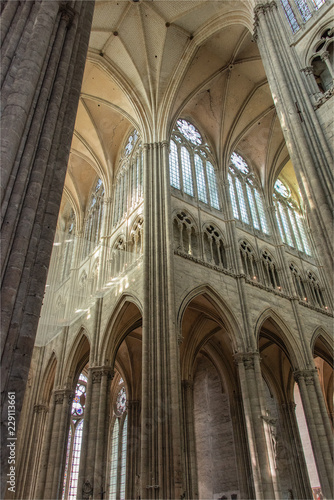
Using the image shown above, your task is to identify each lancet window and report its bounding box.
[82,178,104,260]
[62,373,87,500]
[113,130,143,227]
[61,209,76,281]
[173,211,198,257]
[169,119,220,210]
[228,152,269,234]
[240,240,258,280]
[203,224,227,268]
[261,251,281,290]
[280,0,326,33]
[273,179,312,255]
[109,387,128,500]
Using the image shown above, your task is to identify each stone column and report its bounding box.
[36,388,73,500]
[126,400,141,500]
[235,351,278,499]
[0,3,94,494]
[254,1,333,274]
[141,142,184,499]
[279,402,312,499]
[78,366,114,500]
[321,51,334,78]
[181,380,199,500]
[294,369,333,498]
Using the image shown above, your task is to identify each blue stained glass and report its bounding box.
[169,141,180,189]
[280,0,300,33]
[206,162,220,209]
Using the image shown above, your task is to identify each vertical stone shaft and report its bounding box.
[294,370,333,498]
[0,3,94,496]
[126,400,141,500]
[93,368,113,500]
[235,352,277,499]
[280,402,312,499]
[181,380,199,500]
[254,3,333,272]
[141,142,183,499]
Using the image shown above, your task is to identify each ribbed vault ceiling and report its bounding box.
[63,0,294,221]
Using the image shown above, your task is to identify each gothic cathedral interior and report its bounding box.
[1,1,333,500]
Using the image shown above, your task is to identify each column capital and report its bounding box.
[90,366,115,384]
[53,389,74,405]
[234,350,260,370]
[293,368,317,384]
[33,403,49,414]
[59,2,75,27]
[320,51,330,62]
[301,66,314,76]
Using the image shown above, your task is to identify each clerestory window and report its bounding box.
[273,179,312,255]
[82,178,104,260]
[113,130,143,228]
[62,373,87,500]
[169,119,220,210]
[228,152,269,234]
[281,0,326,33]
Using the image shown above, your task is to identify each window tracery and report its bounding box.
[261,251,281,290]
[62,373,87,500]
[62,209,76,281]
[113,130,143,228]
[169,119,220,210]
[307,271,327,309]
[228,152,269,234]
[109,386,128,500]
[173,211,198,257]
[273,179,311,255]
[290,263,308,301]
[82,178,104,260]
[203,224,227,268]
[240,241,258,280]
[311,30,333,93]
[280,0,326,33]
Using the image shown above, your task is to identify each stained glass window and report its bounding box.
[228,152,269,234]
[82,178,104,260]
[274,178,312,255]
[311,0,325,9]
[62,373,87,500]
[109,387,128,499]
[280,0,300,33]
[113,130,143,227]
[169,119,220,209]
[176,119,202,145]
[295,0,312,21]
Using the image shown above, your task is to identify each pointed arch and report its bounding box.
[311,327,333,368]
[99,293,143,367]
[178,284,245,352]
[255,308,305,370]
[62,329,91,387]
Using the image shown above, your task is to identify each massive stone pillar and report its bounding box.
[0,1,94,495]
[235,351,278,499]
[141,142,184,499]
[294,369,334,498]
[35,388,74,500]
[279,402,312,499]
[253,1,333,274]
[77,366,113,500]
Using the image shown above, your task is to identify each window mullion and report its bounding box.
[191,153,199,203]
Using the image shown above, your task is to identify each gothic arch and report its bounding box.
[62,330,90,387]
[40,352,58,404]
[178,284,245,352]
[311,327,333,367]
[100,294,143,367]
[255,308,305,371]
